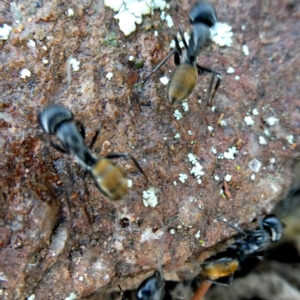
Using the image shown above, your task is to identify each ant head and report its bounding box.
[262,214,283,242]
[187,23,212,63]
[189,2,218,27]
[136,270,164,300]
[38,105,73,134]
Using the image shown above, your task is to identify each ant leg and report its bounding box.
[215,217,247,237]
[205,274,234,286]
[50,141,69,153]
[78,122,85,139]
[191,282,212,300]
[197,65,222,104]
[105,152,148,184]
[209,75,221,103]
[117,285,124,299]
[89,124,102,150]
[142,48,179,84]
[179,25,189,49]
[173,34,182,58]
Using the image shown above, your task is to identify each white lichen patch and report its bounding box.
[219,120,227,127]
[188,153,197,165]
[235,75,240,81]
[188,153,204,184]
[223,146,238,160]
[105,0,168,36]
[174,110,182,120]
[20,69,31,78]
[27,295,35,300]
[114,11,141,35]
[160,76,169,85]
[213,174,220,181]
[127,179,133,188]
[179,173,188,183]
[270,157,276,164]
[264,128,270,137]
[248,158,262,172]
[210,22,233,47]
[211,147,217,154]
[227,67,235,74]
[195,230,201,239]
[64,291,77,299]
[106,72,113,80]
[42,58,49,64]
[182,102,189,112]
[141,227,164,242]
[169,228,176,235]
[259,136,267,145]
[69,57,80,71]
[128,55,134,61]
[224,174,232,182]
[286,135,294,144]
[252,108,259,115]
[188,130,193,135]
[67,8,74,17]
[190,163,204,184]
[250,174,256,180]
[266,117,279,126]
[142,188,158,207]
[242,45,250,56]
[0,24,12,40]
[244,116,255,126]
[174,133,181,139]
[211,106,216,112]
[28,39,36,48]
[165,14,174,28]
[207,126,214,132]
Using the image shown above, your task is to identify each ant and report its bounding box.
[135,264,165,300]
[143,1,221,104]
[38,105,148,200]
[119,217,166,300]
[197,214,283,286]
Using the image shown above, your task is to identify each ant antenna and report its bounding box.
[118,285,123,299]
[215,217,247,237]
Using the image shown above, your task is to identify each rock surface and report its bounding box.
[0,0,299,299]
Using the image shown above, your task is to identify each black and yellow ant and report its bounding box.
[143,1,221,104]
[195,215,283,286]
[38,105,148,200]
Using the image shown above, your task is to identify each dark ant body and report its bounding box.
[143,2,221,104]
[135,268,165,300]
[38,105,148,200]
[198,214,283,286]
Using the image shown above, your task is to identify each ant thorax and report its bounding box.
[180,51,194,66]
[56,122,96,167]
[74,154,96,170]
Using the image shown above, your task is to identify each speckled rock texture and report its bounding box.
[0,0,299,299]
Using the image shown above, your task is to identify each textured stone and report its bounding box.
[0,0,299,299]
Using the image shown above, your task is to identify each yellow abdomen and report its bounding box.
[167,64,198,104]
[202,260,239,280]
[91,158,128,200]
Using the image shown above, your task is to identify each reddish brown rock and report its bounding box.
[0,0,299,299]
